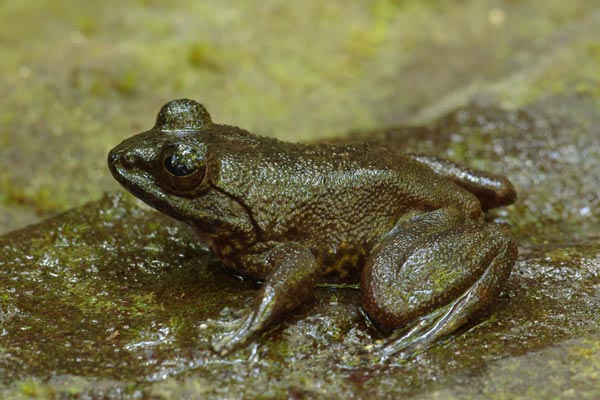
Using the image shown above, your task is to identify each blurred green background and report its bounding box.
[2,0,598,233]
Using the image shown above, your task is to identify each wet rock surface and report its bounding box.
[2,103,600,398]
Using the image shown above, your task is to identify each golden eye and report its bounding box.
[160,143,208,194]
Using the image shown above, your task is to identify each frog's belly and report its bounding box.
[316,245,370,281]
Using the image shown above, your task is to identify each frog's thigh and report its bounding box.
[361,212,516,356]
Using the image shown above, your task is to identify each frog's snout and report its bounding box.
[107,146,135,179]
[108,145,138,169]
[107,147,119,169]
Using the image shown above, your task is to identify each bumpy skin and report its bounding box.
[108,99,518,359]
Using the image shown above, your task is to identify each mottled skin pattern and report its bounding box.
[108,99,518,359]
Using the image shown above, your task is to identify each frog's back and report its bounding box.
[211,129,479,272]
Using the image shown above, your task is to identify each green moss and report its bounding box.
[572,341,597,359]
[544,247,581,263]
[76,15,97,36]
[115,68,140,95]
[187,42,221,71]
[17,379,56,398]
[0,177,66,213]
[347,1,397,60]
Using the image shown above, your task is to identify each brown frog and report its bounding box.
[107,99,518,359]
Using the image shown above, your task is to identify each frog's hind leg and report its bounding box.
[408,154,516,210]
[360,209,517,361]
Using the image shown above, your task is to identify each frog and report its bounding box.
[107,99,518,359]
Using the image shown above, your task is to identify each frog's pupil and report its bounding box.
[165,152,201,177]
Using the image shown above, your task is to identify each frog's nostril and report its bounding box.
[108,150,119,165]
[108,149,134,169]
[123,153,135,166]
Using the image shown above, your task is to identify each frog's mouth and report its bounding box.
[109,157,201,224]
[108,146,170,210]
[108,146,261,242]
[109,160,152,200]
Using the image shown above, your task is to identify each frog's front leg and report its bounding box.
[211,242,320,355]
[360,208,517,361]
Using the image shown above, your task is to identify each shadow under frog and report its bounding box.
[108,99,518,360]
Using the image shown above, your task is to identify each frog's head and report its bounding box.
[108,99,257,243]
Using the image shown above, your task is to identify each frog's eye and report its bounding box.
[159,143,209,195]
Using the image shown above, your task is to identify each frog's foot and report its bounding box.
[211,309,264,355]
[200,309,247,330]
[361,209,517,362]
[366,294,475,363]
[208,243,320,355]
